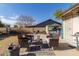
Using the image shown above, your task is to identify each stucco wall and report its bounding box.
[63,16,79,47]
[73,16,79,34]
[72,16,79,46]
[63,18,74,46]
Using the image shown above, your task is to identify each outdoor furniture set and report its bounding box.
[8,33,59,56]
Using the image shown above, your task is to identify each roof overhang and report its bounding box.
[60,4,79,19]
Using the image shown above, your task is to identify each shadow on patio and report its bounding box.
[53,43,76,50]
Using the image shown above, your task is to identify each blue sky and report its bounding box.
[0,3,73,25]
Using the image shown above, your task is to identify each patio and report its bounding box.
[20,48,55,56]
[0,32,78,56]
[0,33,57,56]
[0,34,79,56]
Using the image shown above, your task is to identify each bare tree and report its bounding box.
[16,15,35,27]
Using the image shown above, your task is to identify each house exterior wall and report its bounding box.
[63,16,79,47]
[60,4,79,47]
[72,16,79,47]
[46,25,49,34]
[73,16,79,34]
[63,18,74,46]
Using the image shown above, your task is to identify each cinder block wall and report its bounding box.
[23,27,46,33]
[11,27,46,34]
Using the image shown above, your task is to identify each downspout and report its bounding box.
[60,20,63,39]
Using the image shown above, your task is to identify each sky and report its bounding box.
[0,3,73,26]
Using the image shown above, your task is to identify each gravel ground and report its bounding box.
[0,35,18,56]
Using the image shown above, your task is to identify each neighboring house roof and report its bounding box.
[60,4,79,17]
[35,19,61,27]
[25,19,61,28]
